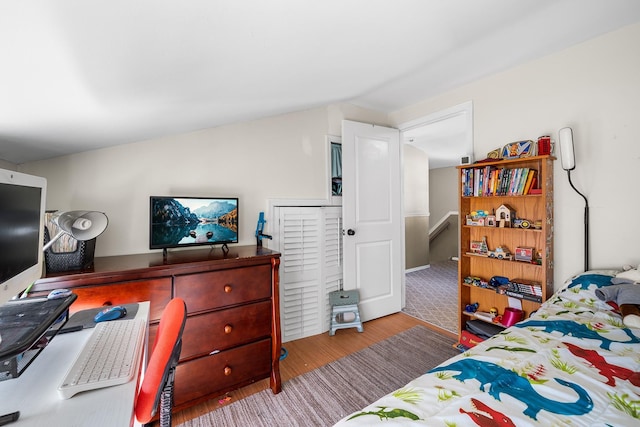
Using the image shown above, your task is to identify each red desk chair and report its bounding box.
[136,298,187,426]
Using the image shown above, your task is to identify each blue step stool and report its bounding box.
[329,290,364,336]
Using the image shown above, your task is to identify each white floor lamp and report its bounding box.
[558,127,589,272]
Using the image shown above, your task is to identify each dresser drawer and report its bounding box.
[180,300,272,360]
[174,338,272,408]
[68,278,171,322]
[174,264,272,313]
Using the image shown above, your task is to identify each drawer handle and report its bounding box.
[224,366,232,376]
[224,284,233,293]
[224,324,233,334]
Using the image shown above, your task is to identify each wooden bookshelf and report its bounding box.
[457,155,554,344]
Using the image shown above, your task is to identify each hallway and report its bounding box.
[402,259,458,334]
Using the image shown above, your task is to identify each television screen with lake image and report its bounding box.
[149,196,238,250]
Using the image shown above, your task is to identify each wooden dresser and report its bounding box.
[31,245,281,411]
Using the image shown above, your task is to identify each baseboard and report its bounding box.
[405,265,430,273]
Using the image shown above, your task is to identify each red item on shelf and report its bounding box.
[460,330,484,348]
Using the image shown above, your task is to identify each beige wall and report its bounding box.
[21,107,331,256]
[19,104,388,257]
[0,160,16,170]
[403,144,429,269]
[429,167,458,225]
[19,22,640,289]
[429,166,459,262]
[429,216,458,263]
[390,22,640,289]
[327,103,391,135]
[405,216,429,269]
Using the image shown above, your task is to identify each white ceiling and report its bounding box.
[2,0,640,165]
[404,107,472,169]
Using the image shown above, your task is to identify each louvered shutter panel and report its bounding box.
[321,206,343,333]
[278,207,323,342]
[276,206,344,342]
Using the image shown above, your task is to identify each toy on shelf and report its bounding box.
[488,245,512,260]
[466,215,485,226]
[466,204,542,231]
[469,237,488,255]
[462,301,498,324]
[465,302,479,313]
[534,250,543,265]
[468,238,513,261]
[513,218,532,229]
[471,311,497,323]
[488,275,510,288]
[514,246,534,262]
[495,204,516,228]
[464,276,489,288]
[466,210,488,226]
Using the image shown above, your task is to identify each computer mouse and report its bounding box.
[94,305,127,323]
[47,288,72,300]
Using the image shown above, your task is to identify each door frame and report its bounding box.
[398,100,473,262]
[398,101,473,162]
[396,102,473,326]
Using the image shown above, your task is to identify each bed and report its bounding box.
[334,271,640,426]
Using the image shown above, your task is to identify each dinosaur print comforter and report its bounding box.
[334,272,640,426]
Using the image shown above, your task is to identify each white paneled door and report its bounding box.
[342,120,403,322]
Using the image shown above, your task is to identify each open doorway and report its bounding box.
[399,101,473,333]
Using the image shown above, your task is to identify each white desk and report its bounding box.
[0,302,149,427]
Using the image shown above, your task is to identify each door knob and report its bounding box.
[347,229,355,236]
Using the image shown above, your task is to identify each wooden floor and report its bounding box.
[171,312,457,425]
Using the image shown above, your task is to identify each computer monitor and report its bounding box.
[0,168,47,306]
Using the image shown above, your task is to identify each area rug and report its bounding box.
[178,325,459,427]
[403,260,458,333]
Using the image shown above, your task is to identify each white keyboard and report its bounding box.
[58,318,146,399]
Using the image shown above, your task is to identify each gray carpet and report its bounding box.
[403,260,458,333]
[178,325,459,427]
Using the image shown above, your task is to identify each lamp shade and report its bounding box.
[55,211,108,241]
[558,127,575,171]
[42,210,109,252]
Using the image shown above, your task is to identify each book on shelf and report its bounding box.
[523,169,537,194]
[508,168,521,195]
[461,165,540,197]
[498,168,509,195]
[504,290,543,303]
[515,283,542,296]
[529,187,542,195]
[495,282,543,302]
[491,169,499,195]
[528,175,539,194]
[510,279,542,296]
[517,168,529,195]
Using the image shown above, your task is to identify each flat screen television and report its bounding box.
[0,168,47,305]
[149,196,238,252]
